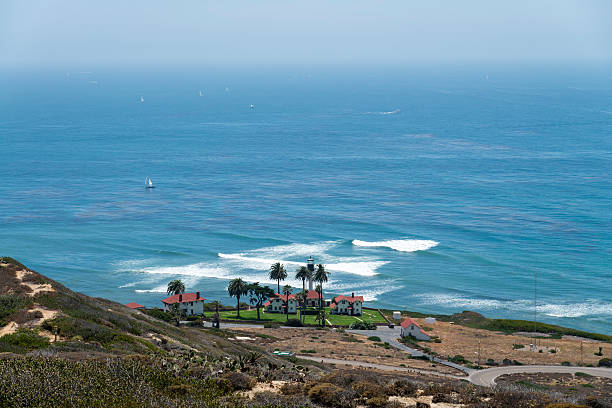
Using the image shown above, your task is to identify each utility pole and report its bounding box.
[477,339,481,366]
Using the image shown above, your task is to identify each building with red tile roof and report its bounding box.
[400,317,430,340]
[264,293,297,314]
[161,292,205,316]
[305,289,323,308]
[125,302,144,309]
[330,293,364,316]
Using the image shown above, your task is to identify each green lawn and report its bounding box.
[217,307,386,326]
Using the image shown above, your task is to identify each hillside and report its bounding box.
[2,257,610,408]
[0,257,325,407]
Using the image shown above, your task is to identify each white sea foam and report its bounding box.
[365,109,400,115]
[416,293,612,318]
[135,285,168,293]
[218,252,387,277]
[353,239,438,252]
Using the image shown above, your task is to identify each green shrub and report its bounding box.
[365,396,389,408]
[300,349,316,354]
[388,379,417,397]
[561,361,572,366]
[280,382,305,395]
[513,344,525,349]
[308,383,352,408]
[142,308,174,323]
[0,295,31,325]
[0,329,49,352]
[450,355,469,364]
[349,321,376,330]
[353,381,386,399]
[285,318,304,327]
[220,371,255,391]
[598,358,611,367]
[368,336,381,342]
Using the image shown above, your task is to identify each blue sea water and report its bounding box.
[1,65,611,334]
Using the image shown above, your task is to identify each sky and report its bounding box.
[1,1,611,67]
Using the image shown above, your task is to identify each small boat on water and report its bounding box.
[249,104,254,110]
[199,90,204,96]
[145,177,155,189]
[140,97,145,103]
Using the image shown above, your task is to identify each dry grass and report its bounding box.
[406,318,612,366]
[233,327,461,375]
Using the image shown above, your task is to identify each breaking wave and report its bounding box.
[353,239,438,252]
[218,252,387,277]
[416,294,612,318]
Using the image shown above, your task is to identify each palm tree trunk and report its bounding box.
[256,305,260,320]
[277,280,280,294]
[302,278,306,322]
[237,295,240,318]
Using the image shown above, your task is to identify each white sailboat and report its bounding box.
[199,90,203,97]
[140,97,145,103]
[145,177,155,189]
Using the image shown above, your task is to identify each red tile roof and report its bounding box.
[400,317,429,336]
[125,302,144,309]
[306,290,320,299]
[333,295,364,304]
[265,293,296,308]
[161,293,205,304]
[400,317,422,329]
[273,293,296,301]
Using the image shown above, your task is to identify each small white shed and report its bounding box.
[393,311,402,321]
[425,317,436,325]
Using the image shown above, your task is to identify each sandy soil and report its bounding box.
[0,306,59,339]
[232,327,461,375]
[240,381,287,399]
[15,269,55,296]
[406,318,611,367]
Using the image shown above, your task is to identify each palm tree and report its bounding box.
[228,278,248,318]
[247,283,275,320]
[295,266,311,318]
[313,264,329,316]
[296,289,308,322]
[167,279,185,296]
[282,285,292,320]
[269,262,287,294]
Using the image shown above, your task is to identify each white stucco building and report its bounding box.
[330,293,363,316]
[264,293,297,314]
[400,317,431,341]
[161,292,206,316]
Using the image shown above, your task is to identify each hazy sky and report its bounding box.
[1,0,611,67]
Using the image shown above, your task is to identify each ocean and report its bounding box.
[1,65,610,334]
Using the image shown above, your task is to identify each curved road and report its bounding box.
[468,365,612,387]
[207,321,612,387]
[296,355,464,380]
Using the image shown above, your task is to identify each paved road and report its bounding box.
[202,322,612,388]
[348,326,474,374]
[469,365,612,387]
[297,355,464,380]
